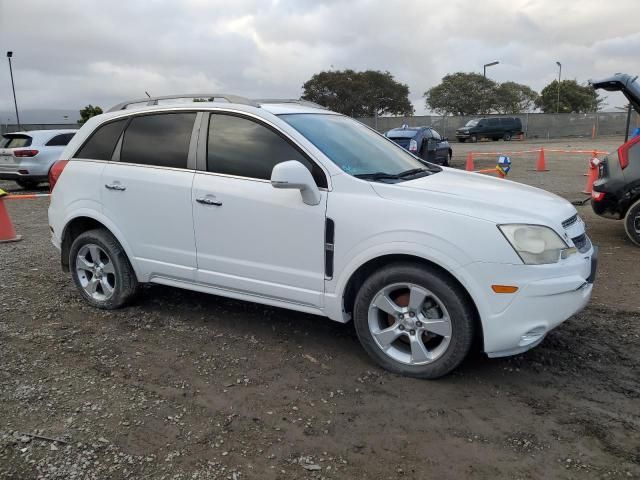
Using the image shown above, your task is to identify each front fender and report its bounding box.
[323,235,476,322]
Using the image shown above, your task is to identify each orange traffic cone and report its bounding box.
[582,154,600,194]
[0,190,21,243]
[465,152,474,171]
[536,147,549,172]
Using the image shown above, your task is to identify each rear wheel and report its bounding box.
[69,229,139,309]
[16,179,39,189]
[353,263,475,379]
[624,199,640,247]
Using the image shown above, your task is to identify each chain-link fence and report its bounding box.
[358,111,639,139]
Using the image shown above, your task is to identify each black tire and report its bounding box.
[458,138,466,143]
[353,263,475,379]
[444,152,451,167]
[503,132,512,141]
[492,137,500,141]
[624,199,640,247]
[16,179,39,189]
[470,134,478,143]
[69,228,139,309]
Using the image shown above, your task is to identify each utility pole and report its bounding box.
[6,51,21,130]
[556,61,562,114]
[483,61,499,78]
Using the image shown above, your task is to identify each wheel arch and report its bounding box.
[60,214,138,278]
[340,253,483,348]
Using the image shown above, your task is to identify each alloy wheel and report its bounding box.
[367,283,452,365]
[75,244,116,301]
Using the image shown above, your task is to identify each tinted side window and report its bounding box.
[75,119,127,160]
[487,118,500,126]
[207,114,327,187]
[120,113,196,169]
[46,133,75,146]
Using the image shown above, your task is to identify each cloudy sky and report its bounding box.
[0,0,638,121]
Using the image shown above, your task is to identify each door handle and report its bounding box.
[105,183,126,191]
[196,196,222,206]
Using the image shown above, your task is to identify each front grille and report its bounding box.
[571,233,591,253]
[562,214,578,229]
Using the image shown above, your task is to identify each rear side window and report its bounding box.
[46,133,75,146]
[120,113,196,169]
[3,135,32,148]
[206,113,327,187]
[75,119,127,160]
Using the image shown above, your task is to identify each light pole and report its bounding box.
[6,51,21,130]
[483,61,499,78]
[556,61,562,114]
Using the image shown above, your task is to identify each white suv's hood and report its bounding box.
[370,168,577,229]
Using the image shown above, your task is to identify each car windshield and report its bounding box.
[465,120,478,127]
[280,114,435,178]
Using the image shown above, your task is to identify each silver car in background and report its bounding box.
[0,129,77,189]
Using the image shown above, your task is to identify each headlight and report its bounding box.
[498,224,574,265]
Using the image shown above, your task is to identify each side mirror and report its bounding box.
[271,160,321,206]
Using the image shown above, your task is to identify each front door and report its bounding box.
[101,112,198,280]
[192,113,327,308]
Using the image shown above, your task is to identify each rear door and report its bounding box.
[486,118,500,137]
[101,112,199,281]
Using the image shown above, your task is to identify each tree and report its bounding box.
[302,69,414,117]
[78,105,103,124]
[494,81,539,114]
[535,80,603,113]
[424,72,499,115]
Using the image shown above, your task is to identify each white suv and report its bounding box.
[48,94,597,378]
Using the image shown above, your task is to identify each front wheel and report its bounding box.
[69,229,139,309]
[624,199,640,247]
[470,134,478,143]
[353,263,475,379]
[503,132,512,141]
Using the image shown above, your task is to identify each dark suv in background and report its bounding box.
[590,73,640,246]
[456,117,523,143]
[385,126,451,165]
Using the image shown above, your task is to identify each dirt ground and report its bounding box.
[1,136,639,479]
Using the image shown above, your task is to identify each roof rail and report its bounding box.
[107,94,259,112]
[253,98,328,110]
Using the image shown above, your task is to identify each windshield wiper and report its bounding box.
[354,168,431,182]
[395,167,430,178]
[354,172,401,180]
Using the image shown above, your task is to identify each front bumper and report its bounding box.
[462,245,597,358]
[455,131,470,138]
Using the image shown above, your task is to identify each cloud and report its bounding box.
[0,0,638,119]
